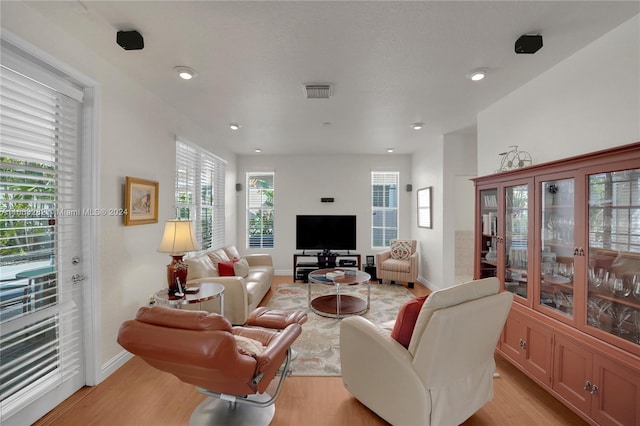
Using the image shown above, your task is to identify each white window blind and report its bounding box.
[247,173,274,248]
[175,140,225,250]
[371,171,399,248]
[589,169,640,253]
[0,60,82,414]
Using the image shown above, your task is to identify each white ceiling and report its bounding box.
[25,1,640,155]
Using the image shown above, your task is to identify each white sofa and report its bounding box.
[184,245,273,325]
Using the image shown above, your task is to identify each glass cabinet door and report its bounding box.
[587,168,640,346]
[479,188,498,279]
[539,178,575,319]
[504,184,529,299]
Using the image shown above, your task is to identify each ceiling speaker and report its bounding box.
[515,35,542,54]
[117,30,144,50]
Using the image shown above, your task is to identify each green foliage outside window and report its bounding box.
[1,157,55,263]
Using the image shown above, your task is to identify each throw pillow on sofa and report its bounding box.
[390,240,413,260]
[391,295,428,349]
[218,260,237,276]
[185,254,218,280]
[224,245,242,260]
[207,248,231,265]
[233,258,250,278]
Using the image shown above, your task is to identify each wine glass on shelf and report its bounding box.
[588,267,598,288]
[606,272,617,295]
[558,263,567,277]
[596,268,608,289]
[634,310,640,344]
[612,276,632,298]
[596,301,612,331]
[608,304,632,336]
[631,275,640,301]
[587,298,603,327]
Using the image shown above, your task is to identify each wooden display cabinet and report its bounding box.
[475,142,640,425]
[499,308,553,387]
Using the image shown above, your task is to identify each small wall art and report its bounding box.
[124,176,159,226]
[417,186,432,229]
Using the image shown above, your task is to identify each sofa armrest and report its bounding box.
[410,251,419,272]
[375,250,391,265]
[187,277,249,325]
[340,316,429,425]
[244,254,273,267]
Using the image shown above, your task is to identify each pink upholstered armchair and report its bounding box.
[375,239,419,288]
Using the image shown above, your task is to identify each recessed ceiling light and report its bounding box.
[466,69,486,81]
[411,123,424,130]
[387,148,395,153]
[175,66,197,80]
[254,148,262,153]
[229,123,241,130]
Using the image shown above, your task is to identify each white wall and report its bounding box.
[410,132,477,290]
[1,3,238,374]
[444,133,477,285]
[411,136,444,289]
[477,15,640,176]
[237,154,412,273]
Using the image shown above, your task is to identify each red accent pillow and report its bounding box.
[391,295,428,349]
[218,260,236,276]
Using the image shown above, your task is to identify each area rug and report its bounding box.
[266,283,413,376]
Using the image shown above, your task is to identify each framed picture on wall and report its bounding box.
[417,186,432,229]
[124,176,159,226]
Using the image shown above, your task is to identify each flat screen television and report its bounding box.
[296,215,356,252]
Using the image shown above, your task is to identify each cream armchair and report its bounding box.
[340,277,513,426]
[376,239,419,288]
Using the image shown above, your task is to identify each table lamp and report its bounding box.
[158,219,200,295]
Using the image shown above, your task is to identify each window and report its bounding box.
[372,171,399,248]
[247,173,274,248]
[175,140,225,250]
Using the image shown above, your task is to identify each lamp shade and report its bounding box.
[157,219,200,255]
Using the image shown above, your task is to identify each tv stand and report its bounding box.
[293,252,361,282]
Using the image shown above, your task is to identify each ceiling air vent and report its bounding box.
[304,84,332,99]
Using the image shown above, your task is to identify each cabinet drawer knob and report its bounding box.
[583,380,592,390]
[590,384,598,395]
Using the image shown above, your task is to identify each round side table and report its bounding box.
[154,282,225,316]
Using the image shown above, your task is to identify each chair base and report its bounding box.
[189,393,275,426]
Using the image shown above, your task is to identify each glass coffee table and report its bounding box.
[154,282,224,315]
[308,268,371,319]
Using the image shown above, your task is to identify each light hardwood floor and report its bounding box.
[34,276,587,426]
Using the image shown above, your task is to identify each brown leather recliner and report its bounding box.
[117,306,303,425]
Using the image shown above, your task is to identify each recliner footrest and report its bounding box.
[246,307,308,329]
